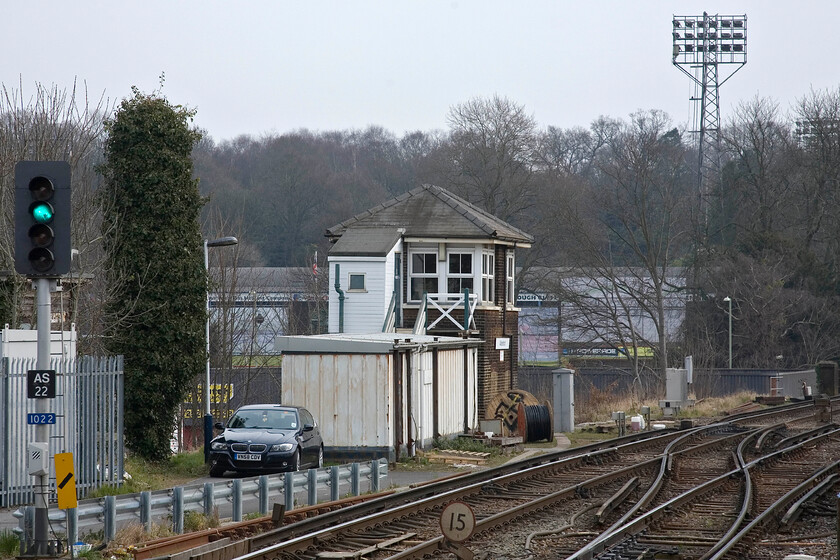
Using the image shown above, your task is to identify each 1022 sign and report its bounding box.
[27,413,57,425]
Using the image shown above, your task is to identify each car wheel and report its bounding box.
[292,450,301,472]
[209,460,226,478]
[317,445,324,468]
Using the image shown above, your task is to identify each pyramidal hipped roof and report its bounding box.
[326,185,533,256]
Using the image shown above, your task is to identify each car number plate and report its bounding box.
[235,453,261,461]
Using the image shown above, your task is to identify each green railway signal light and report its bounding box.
[30,202,54,223]
[14,161,71,276]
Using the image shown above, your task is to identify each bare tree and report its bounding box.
[0,80,111,345]
[716,96,796,247]
[793,88,840,276]
[687,91,840,370]
[535,117,620,179]
[442,95,538,224]
[531,111,694,392]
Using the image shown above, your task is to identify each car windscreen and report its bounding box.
[227,409,298,430]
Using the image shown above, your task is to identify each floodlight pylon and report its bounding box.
[673,12,747,225]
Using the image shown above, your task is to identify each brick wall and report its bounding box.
[472,307,519,417]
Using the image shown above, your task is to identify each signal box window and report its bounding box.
[482,252,495,303]
[447,253,474,294]
[348,273,366,292]
[506,252,515,304]
[410,252,438,301]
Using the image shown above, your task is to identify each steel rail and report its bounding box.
[388,423,767,559]
[388,457,665,559]
[721,399,821,424]
[583,420,750,552]
[362,424,759,559]
[698,423,759,559]
[588,401,833,553]
[241,444,670,558]
[563,424,750,560]
[238,429,681,552]
[753,421,788,450]
[240,402,823,560]
[568,425,840,560]
[773,423,838,449]
[129,490,395,560]
[779,473,838,528]
[708,461,840,559]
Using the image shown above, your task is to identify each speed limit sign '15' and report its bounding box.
[440,501,476,543]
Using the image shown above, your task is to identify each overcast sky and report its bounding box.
[4,1,837,143]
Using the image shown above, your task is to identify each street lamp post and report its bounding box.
[723,296,732,369]
[204,236,238,462]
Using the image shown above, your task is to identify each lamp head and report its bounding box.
[206,236,238,248]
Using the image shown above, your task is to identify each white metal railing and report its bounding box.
[424,292,478,332]
[382,292,397,332]
[412,295,428,335]
[14,459,388,547]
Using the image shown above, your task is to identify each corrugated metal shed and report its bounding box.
[277,333,481,462]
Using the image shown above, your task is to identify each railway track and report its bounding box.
[563,425,840,559]
[140,399,838,560]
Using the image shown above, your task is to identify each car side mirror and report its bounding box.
[303,423,314,432]
[214,422,225,431]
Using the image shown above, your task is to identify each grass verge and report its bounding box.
[0,530,19,559]
[84,451,208,498]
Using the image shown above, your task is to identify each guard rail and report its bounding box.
[15,459,387,547]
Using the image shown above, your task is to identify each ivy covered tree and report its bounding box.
[99,88,205,461]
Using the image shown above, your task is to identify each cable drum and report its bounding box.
[520,404,553,443]
[486,389,540,437]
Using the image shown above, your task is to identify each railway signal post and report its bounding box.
[15,161,72,557]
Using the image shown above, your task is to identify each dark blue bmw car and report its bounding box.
[209,404,323,477]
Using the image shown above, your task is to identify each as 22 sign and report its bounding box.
[27,369,56,399]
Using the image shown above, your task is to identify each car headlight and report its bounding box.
[270,443,294,452]
[211,441,228,451]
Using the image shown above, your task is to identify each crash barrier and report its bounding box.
[15,459,388,547]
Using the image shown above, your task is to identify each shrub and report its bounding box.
[183,510,219,532]
[0,530,20,559]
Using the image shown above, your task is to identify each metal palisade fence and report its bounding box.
[0,356,124,507]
